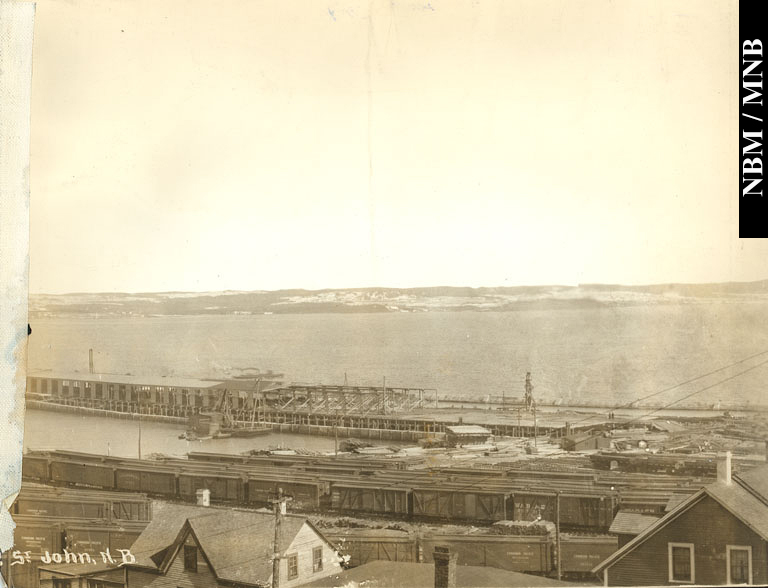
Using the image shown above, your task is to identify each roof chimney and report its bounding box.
[717,451,732,485]
[196,488,210,506]
[433,546,457,588]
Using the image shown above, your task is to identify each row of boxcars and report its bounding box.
[5,483,151,588]
[324,528,618,579]
[22,449,706,531]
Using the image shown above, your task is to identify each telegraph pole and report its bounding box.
[137,414,142,459]
[271,488,292,588]
[334,410,339,458]
[555,491,562,581]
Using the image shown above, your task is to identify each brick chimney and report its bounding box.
[196,488,210,506]
[717,451,732,485]
[433,546,457,588]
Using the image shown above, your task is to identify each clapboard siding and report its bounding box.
[127,535,218,588]
[608,495,767,586]
[279,522,343,588]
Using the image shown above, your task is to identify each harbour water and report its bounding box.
[27,302,768,408]
[23,409,341,458]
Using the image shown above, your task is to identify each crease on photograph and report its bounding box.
[0,0,35,568]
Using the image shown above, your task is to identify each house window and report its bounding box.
[184,544,198,572]
[727,545,752,585]
[52,580,72,588]
[668,543,694,583]
[287,553,298,579]
[313,546,323,573]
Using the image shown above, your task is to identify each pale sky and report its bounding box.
[30,0,766,293]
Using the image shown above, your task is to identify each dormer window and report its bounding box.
[184,545,198,572]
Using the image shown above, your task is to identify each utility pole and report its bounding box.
[533,404,538,448]
[137,414,142,459]
[334,410,339,458]
[271,488,292,588]
[555,491,562,581]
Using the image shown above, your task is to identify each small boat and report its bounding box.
[179,432,213,441]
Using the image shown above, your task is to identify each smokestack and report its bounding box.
[89,349,94,374]
[717,451,732,485]
[433,546,457,588]
[196,488,210,506]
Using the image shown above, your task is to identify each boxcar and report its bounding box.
[420,533,552,574]
[331,484,410,516]
[12,518,63,555]
[247,477,321,509]
[559,534,618,574]
[114,466,176,496]
[50,461,115,489]
[65,524,146,554]
[15,497,105,520]
[412,488,507,522]
[21,455,50,482]
[325,530,417,567]
[111,499,152,522]
[510,493,616,530]
[178,473,244,503]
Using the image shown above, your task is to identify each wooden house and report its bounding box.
[122,502,342,588]
[593,453,768,586]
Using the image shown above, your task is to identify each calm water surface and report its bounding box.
[24,409,340,457]
[27,304,768,409]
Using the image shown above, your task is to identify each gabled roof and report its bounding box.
[128,502,336,586]
[593,464,768,574]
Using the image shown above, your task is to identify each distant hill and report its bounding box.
[29,280,768,318]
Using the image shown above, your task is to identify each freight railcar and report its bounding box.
[114,466,177,496]
[21,454,50,482]
[412,488,507,522]
[559,534,618,575]
[246,476,323,509]
[50,460,115,489]
[11,517,64,555]
[14,496,105,519]
[331,484,411,516]
[178,473,244,503]
[510,492,616,530]
[420,533,552,574]
[326,530,418,568]
[64,523,147,554]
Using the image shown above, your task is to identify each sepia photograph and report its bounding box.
[2,0,768,587]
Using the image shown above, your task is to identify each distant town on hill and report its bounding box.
[27,280,768,318]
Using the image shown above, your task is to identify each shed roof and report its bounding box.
[608,511,660,535]
[297,560,576,587]
[445,425,492,435]
[29,370,225,389]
